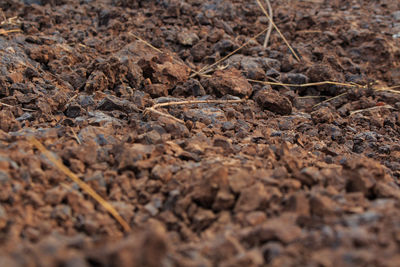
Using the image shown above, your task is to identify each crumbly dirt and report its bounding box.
[1,0,400,266]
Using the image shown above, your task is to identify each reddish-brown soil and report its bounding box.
[1,0,400,266]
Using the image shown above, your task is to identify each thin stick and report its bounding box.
[256,0,301,61]
[27,136,131,232]
[386,89,400,94]
[375,88,400,94]
[129,28,270,79]
[70,128,81,145]
[128,32,210,78]
[153,99,246,109]
[0,102,13,109]
[297,95,328,99]
[145,99,246,124]
[0,29,22,35]
[266,75,291,91]
[60,182,73,192]
[65,94,78,106]
[263,0,273,48]
[129,32,163,53]
[350,105,395,115]
[312,92,348,108]
[297,30,323,34]
[375,85,400,92]
[0,16,20,26]
[145,107,185,124]
[248,78,399,107]
[190,27,270,78]
[0,10,6,22]
[0,102,36,112]
[247,79,360,88]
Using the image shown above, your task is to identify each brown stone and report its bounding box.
[205,68,253,97]
[254,87,292,115]
[235,182,269,212]
[310,194,338,217]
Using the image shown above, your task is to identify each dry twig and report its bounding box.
[255,0,301,61]
[375,85,400,93]
[130,26,271,79]
[297,95,328,99]
[129,32,211,78]
[0,28,22,35]
[152,99,246,109]
[0,15,20,26]
[145,107,185,124]
[388,85,400,90]
[262,0,273,48]
[247,79,361,88]
[128,32,163,54]
[248,77,400,108]
[0,101,36,112]
[70,128,82,145]
[145,99,247,124]
[312,92,348,108]
[350,105,395,115]
[27,136,131,232]
[190,27,270,78]
[248,78,359,107]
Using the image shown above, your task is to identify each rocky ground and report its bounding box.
[1,0,400,266]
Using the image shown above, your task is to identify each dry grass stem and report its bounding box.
[256,0,301,61]
[0,101,36,112]
[70,128,81,145]
[145,107,185,124]
[247,79,360,88]
[0,9,5,22]
[375,88,400,94]
[375,84,400,92]
[65,94,79,106]
[388,85,400,90]
[27,136,131,232]
[297,30,323,34]
[128,32,212,78]
[350,105,395,115]
[145,99,247,124]
[0,28,22,35]
[297,95,328,99]
[153,99,246,109]
[0,15,20,26]
[190,27,270,78]
[312,92,348,108]
[263,0,273,48]
[127,16,399,116]
[128,32,163,54]
[265,75,291,91]
[0,102,13,109]
[247,79,359,108]
[129,23,269,79]
[248,78,400,108]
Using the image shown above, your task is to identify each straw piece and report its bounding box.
[312,92,348,108]
[145,99,246,124]
[190,27,270,78]
[145,107,185,124]
[255,0,301,61]
[350,105,395,115]
[0,28,22,35]
[263,0,273,48]
[153,99,246,109]
[27,136,131,232]
[247,79,359,88]
[0,102,36,112]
